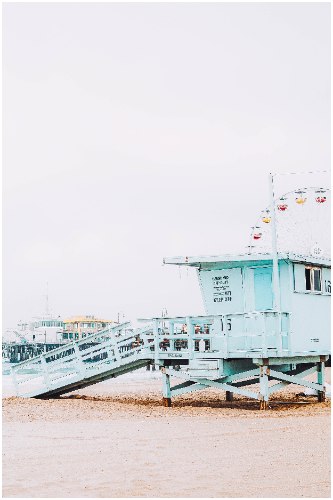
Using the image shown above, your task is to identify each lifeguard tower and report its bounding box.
[156,251,330,408]
[10,177,331,409]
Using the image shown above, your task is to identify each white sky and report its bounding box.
[3,2,331,328]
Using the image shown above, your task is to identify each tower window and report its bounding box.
[305,267,322,292]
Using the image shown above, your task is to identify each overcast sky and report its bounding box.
[3,2,330,329]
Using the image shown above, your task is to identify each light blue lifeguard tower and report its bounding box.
[157,250,330,408]
[11,177,331,409]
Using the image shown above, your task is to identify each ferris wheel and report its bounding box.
[248,186,331,258]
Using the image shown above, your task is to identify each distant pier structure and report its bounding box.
[2,343,64,363]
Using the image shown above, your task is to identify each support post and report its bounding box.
[269,172,286,358]
[317,359,326,402]
[162,369,172,407]
[269,173,281,312]
[226,391,233,402]
[259,364,269,410]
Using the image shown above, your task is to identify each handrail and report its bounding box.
[11,322,132,372]
[12,312,290,368]
[138,311,290,322]
[12,332,153,393]
[11,311,292,398]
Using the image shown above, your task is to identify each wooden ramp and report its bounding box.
[11,323,155,398]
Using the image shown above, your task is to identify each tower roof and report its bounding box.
[163,252,331,268]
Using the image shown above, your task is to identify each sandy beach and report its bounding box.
[2,369,331,498]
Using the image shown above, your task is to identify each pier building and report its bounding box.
[62,315,115,341]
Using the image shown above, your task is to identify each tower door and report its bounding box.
[254,267,273,311]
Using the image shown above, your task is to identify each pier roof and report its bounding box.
[163,252,331,268]
[63,316,115,324]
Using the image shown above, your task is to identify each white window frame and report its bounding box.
[305,266,322,293]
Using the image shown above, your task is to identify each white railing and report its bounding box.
[222,311,290,357]
[11,313,291,397]
[11,322,155,397]
[139,311,290,359]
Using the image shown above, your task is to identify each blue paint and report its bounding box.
[254,267,273,310]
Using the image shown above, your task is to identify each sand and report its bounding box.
[2,370,331,498]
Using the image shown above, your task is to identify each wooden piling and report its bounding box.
[226,391,233,402]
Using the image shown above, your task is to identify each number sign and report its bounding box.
[199,268,244,314]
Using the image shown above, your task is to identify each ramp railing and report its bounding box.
[11,322,155,397]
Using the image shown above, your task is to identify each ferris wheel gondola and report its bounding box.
[248,186,331,257]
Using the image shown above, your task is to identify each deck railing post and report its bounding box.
[10,365,19,396]
[73,343,85,378]
[153,319,159,366]
[286,313,291,352]
[186,317,194,358]
[244,314,249,352]
[109,328,121,363]
[220,315,228,357]
[169,321,175,354]
[261,314,267,358]
[40,354,51,391]
[276,312,283,355]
